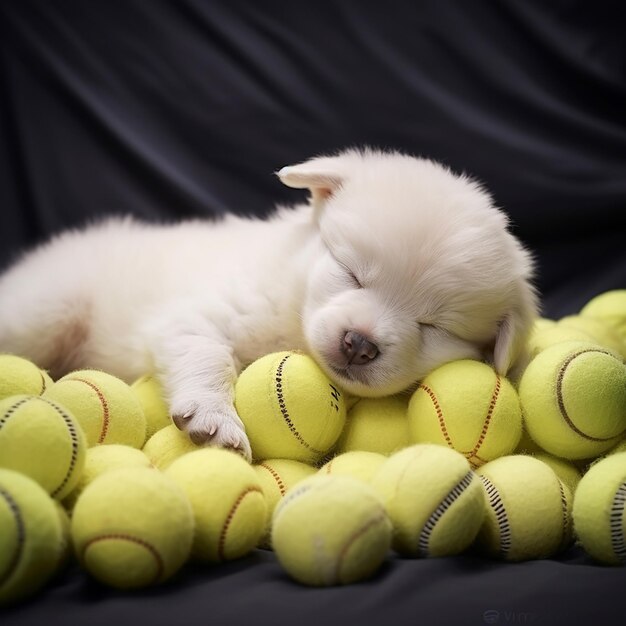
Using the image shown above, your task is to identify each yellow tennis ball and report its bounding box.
[63,444,152,509]
[234,351,347,463]
[371,444,484,557]
[0,469,65,606]
[573,452,626,565]
[558,315,625,357]
[54,501,72,572]
[271,475,392,586]
[527,326,602,358]
[531,453,582,496]
[0,395,86,499]
[606,440,626,456]
[533,317,557,332]
[131,375,171,440]
[44,369,146,448]
[71,467,193,589]
[514,427,543,454]
[582,290,626,318]
[476,455,572,561]
[334,395,410,455]
[142,424,199,470]
[519,341,626,459]
[319,451,386,483]
[343,392,361,411]
[408,360,522,468]
[581,290,626,345]
[0,354,53,400]
[253,459,316,547]
[166,448,266,562]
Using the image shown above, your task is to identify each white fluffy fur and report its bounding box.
[0,149,537,458]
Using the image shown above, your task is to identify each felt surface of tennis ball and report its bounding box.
[343,392,361,411]
[531,453,582,495]
[166,448,266,561]
[44,370,146,448]
[581,290,626,317]
[0,395,86,499]
[371,444,485,556]
[319,451,386,483]
[234,351,347,463]
[63,444,152,509]
[533,318,557,332]
[514,427,542,454]
[253,458,316,547]
[334,395,410,455]
[606,440,626,456]
[0,354,53,400]
[558,315,625,357]
[527,325,601,358]
[519,341,626,459]
[573,452,626,565]
[142,424,199,469]
[131,375,171,441]
[0,469,65,605]
[408,360,522,467]
[477,455,572,561]
[271,475,392,586]
[581,290,626,344]
[54,501,72,571]
[71,467,193,589]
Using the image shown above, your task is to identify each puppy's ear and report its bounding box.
[492,279,538,376]
[277,156,345,213]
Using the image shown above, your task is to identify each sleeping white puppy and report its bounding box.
[0,149,537,459]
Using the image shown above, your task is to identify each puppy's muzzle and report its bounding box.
[342,330,379,365]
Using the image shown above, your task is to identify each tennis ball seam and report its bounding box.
[333,510,388,584]
[417,384,453,448]
[556,480,571,551]
[466,375,501,467]
[66,377,110,443]
[39,397,82,498]
[274,355,324,456]
[0,486,25,588]
[418,377,502,467]
[418,470,475,557]
[273,482,319,523]
[39,371,49,395]
[81,534,164,584]
[557,348,624,442]
[258,463,286,496]
[322,458,334,474]
[218,485,264,561]
[0,396,33,430]
[479,475,512,558]
[610,481,626,562]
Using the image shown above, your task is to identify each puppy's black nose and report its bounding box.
[342,330,379,365]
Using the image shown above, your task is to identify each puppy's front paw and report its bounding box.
[172,402,252,462]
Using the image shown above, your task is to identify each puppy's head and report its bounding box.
[278,149,537,397]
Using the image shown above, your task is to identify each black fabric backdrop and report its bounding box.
[1,1,625,625]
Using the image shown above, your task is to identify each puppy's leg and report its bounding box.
[146,310,251,461]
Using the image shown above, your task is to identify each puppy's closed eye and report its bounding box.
[343,266,363,289]
[332,255,363,289]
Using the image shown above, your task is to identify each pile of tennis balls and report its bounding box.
[1,290,626,604]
